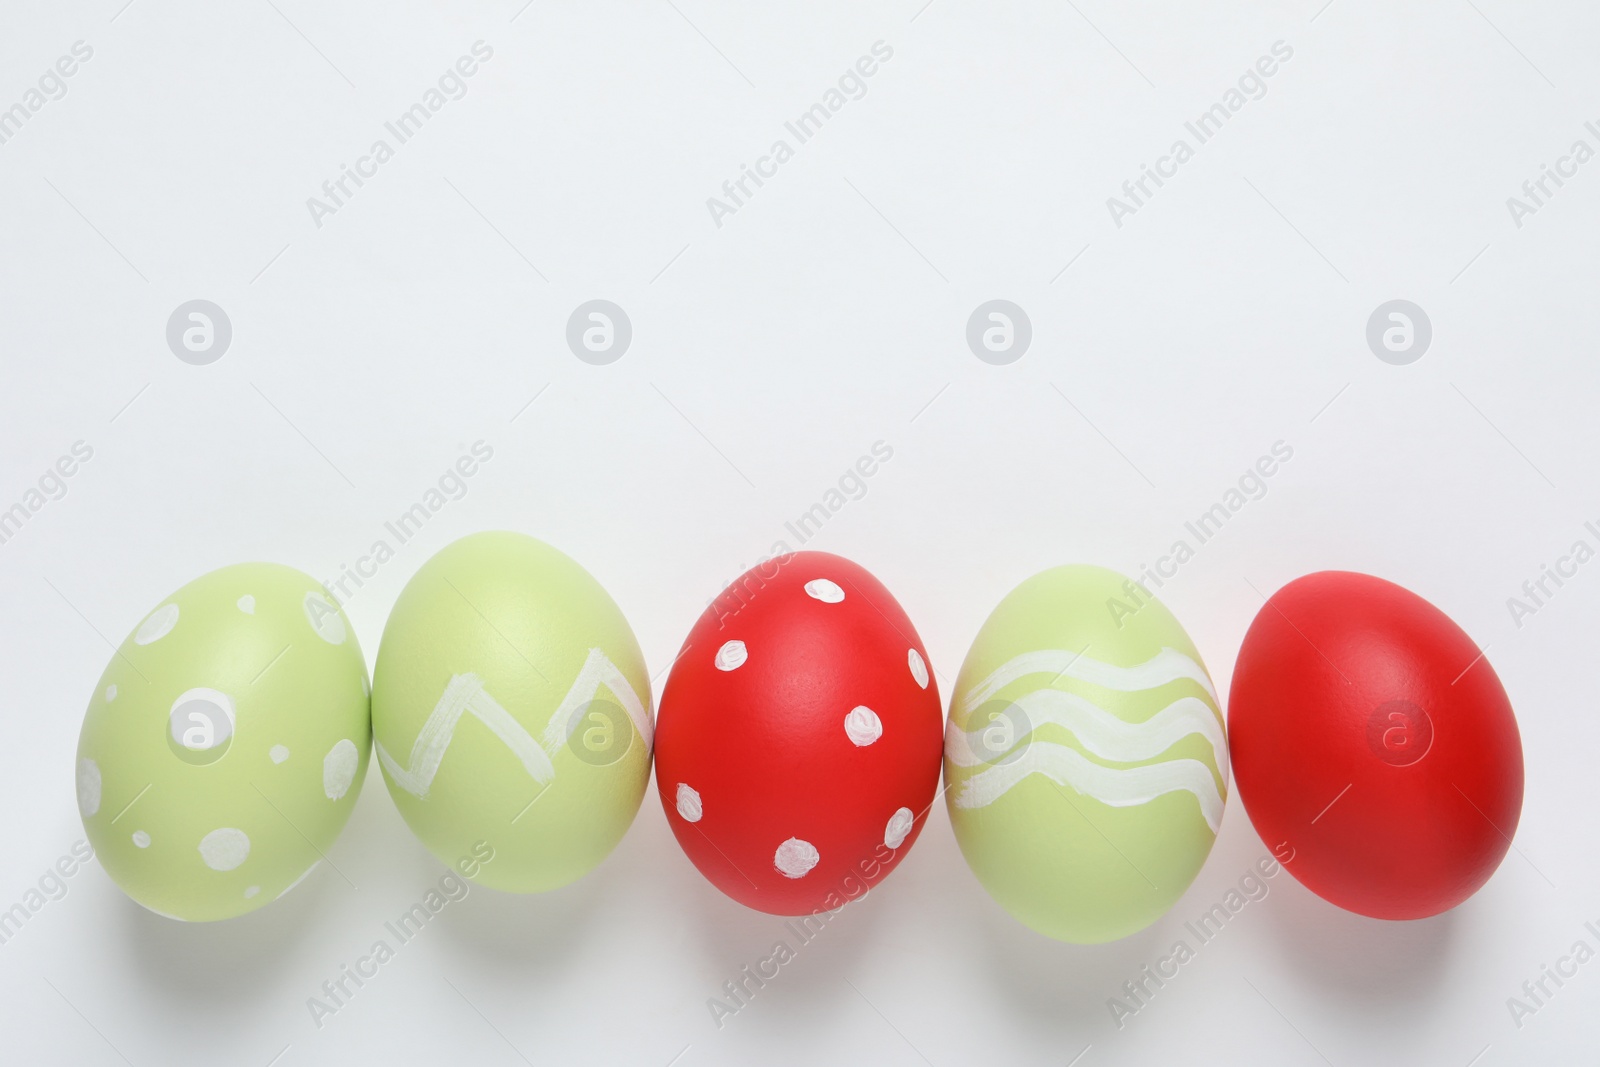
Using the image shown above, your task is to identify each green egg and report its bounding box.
[75,563,370,922]
[944,565,1228,943]
[371,531,652,893]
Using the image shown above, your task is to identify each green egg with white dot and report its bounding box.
[371,531,652,893]
[75,563,370,921]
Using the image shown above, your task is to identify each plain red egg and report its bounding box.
[654,552,943,916]
[1229,571,1524,920]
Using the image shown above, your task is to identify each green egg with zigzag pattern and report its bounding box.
[371,531,652,893]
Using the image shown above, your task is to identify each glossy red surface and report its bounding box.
[1229,571,1524,919]
[654,552,943,916]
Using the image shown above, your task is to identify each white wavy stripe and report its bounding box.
[954,740,1225,832]
[956,647,1216,716]
[944,690,1226,774]
[378,648,650,799]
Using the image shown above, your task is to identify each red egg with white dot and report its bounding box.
[655,552,943,915]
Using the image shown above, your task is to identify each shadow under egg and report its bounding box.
[967,884,1182,1030]
[432,865,609,969]
[110,860,335,1000]
[1256,868,1459,1016]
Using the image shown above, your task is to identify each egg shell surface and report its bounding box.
[1228,570,1524,919]
[75,563,370,922]
[944,564,1228,943]
[654,551,944,916]
[371,531,652,893]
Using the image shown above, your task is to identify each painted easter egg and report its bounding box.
[371,531,651,892]
[944,565,1228,943]
[75,564,369,921]
[1229,571,1524,919]
[654,552,943,915]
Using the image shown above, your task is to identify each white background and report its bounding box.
[1,1,1596,1063]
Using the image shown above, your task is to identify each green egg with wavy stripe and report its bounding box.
[76,564,371,921]
[944,565,1229,943]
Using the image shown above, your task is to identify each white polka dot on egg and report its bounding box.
[884,807,914,849]
[198,828,250,872]
[134,603,179,645]
[844,705,883,747]
[76,758,100,818]
[908,648,929,689]
[676,783,703,822]
[323,739,359,800]
[774,837,820,878]
[715,640,747,671]
[168,688,235,754]
[804,579,844,603]
[132,830,150,848]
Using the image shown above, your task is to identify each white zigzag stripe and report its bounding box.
[956,647,1217,716]
[378,673,553,797]
[944,689,1227,775]
[953,740,1225,832]
[378,648,650,799]
[540,647,653,753]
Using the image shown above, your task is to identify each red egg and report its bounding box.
[1229,571,1524,920]
[655,552,943,915]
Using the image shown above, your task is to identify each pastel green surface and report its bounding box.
[944,565,1228,943]
[371,532,652,893]
[75,564,370,922]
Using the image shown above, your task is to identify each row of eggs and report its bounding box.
[75,533,1525,938]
